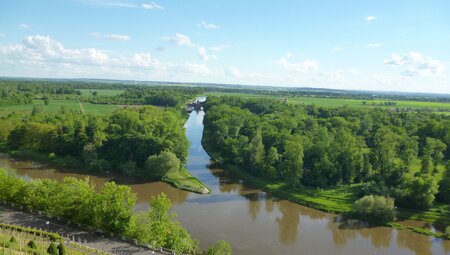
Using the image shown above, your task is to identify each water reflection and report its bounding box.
[276,201,300,245]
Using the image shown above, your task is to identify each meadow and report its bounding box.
[0,99,120,116]
[204,92,450,111]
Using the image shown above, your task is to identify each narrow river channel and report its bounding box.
[1,110,449,255]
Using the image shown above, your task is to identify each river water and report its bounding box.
[1,110,449,255]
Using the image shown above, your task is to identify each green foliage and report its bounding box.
[206,240,232,255]
[145,151,181,178]
[437,162,450,203]
[203,96,450,211]
[47,242,58,255]
[57,242,66,255]
[0,171,200,254]
[9,236,17,243]
[397,174,439,209]
[27,240,37,249]
[354,195,396,221]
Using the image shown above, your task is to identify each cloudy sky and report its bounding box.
[0,0,449,93]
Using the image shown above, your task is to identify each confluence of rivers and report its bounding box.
[1,110,449,255]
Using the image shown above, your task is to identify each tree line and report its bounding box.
[202,96,450,212]
[0,106,189,180]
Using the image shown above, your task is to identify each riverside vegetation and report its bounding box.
[202,96,450,237]
[0,169,229,254]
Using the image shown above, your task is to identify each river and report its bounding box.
[1,110,449,255]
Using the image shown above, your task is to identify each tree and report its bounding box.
[423,137,447,172]
[206,240,232,255]
[249,127,265,174]
[354,195,395,221]
[280,139,304,188]
[43,96,49,105]
[437,161,450,203]
[93,182,136,233]
[145,151,181,178]
[399,174,439,209]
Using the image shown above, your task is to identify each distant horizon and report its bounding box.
[1,1,449,93]
[2,75,450,97]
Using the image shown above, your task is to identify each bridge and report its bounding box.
[186,100,205,112]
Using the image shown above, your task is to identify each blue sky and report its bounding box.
[0,0,449,93]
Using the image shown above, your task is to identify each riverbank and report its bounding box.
[202,138,450,240]
[0,144,209,195]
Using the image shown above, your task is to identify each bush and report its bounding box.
[57,242,66,255]
[47,242,58,255]
[10,236,17,243]
[145,151,181,178]
[206,240,232,255]
[354,195,395,221]
[27,240,37,249]
[446,226,450,238]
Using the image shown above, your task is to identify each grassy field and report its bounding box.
[163,168,210,194]
[0,99,120,116]
[76,89,124,96]
[204,92,450,111]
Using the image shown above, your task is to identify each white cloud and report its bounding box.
[209,45,230,51]
[198,47,217,61]
[104,34,131,41]
[224,67,240,77]
[365,43,382,48]
[164,33,195,47]
[89,32,131,41]
[19,24,30,29]
[333,46,342,51]
[0,33,5,38]
[365,16,377,23]
[276,52,319,72]
[0,35,214,81]
[385,51,445,77]
[142,2,164,10]
[198,21,219,30]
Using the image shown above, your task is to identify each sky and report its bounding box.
[0,0,449,93]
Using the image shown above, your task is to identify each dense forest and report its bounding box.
[202,96,450,214]
[0,106,188,180]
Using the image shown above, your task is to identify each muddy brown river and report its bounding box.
[1,110,449,255]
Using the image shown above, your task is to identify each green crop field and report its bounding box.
[0,99,120,116]
[204,92,450,111]
[76,89,124,96]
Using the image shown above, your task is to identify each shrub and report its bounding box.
[206,240,232,255]
[57,242,66,255]
[10,236,17,243]
[354,195,395,221]
[27,240,37,249]
[47,242,58,255]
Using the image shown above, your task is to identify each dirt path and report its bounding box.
[0,205,172,255]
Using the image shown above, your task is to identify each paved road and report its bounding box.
[0,205,170,255]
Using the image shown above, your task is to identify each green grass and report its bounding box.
[204,92,450,111]
[76,89,124,96]
[163,168,210,194]
[0,99,120,116]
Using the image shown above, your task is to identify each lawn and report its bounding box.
[163,169,210,194]
[76,89,124,96]
[204,92,450,111]
[0,99,120,116]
